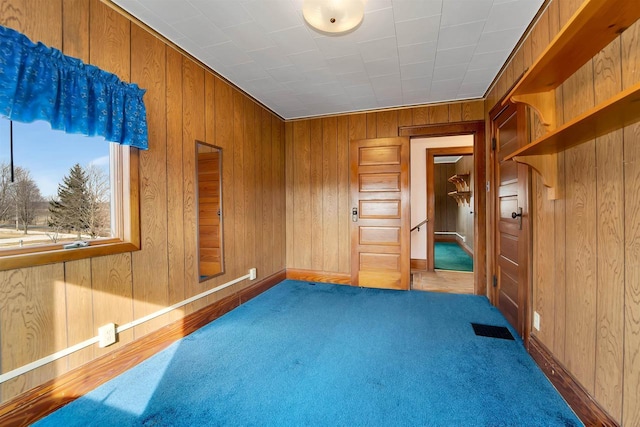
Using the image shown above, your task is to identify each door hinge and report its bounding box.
[491,137,497,151]
[492,275,498,288]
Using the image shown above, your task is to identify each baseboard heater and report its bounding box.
[0,269,256,384]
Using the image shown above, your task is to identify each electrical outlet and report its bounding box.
[98,323,117,348]
[533,311,541,331]
[249,268,257,280]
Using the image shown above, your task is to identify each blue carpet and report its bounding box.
[435,241,473,271]
[36,280,581,426]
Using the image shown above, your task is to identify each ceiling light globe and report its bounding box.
[302,0,365,35]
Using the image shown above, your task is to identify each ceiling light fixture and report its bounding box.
[302,0,365,36]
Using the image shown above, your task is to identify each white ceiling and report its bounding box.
[111,0,544,119]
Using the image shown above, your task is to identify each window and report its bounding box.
[0,118,140,270]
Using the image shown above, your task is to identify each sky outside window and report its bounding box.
[0,117,110,199]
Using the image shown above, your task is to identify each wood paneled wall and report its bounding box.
[485,1,639,424]
[434,163,457,233]
[285,102,484,276]
[0,0,285,403]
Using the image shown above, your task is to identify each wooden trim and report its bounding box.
[528,335,618,427]
[410,258,427,271]
[434,234,457,242]
[286,269,351,285]
[0,146,141,272]
[401,121,486,296]
[0,270,286,426]
[400,121,485,138]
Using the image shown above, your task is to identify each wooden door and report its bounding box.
[491,103,530,338]
[350,137,410,290]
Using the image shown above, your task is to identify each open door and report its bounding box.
[350,137,410,290]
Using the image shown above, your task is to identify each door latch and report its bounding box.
[352,207,358,222]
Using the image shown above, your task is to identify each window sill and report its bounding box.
[0,240,140,271]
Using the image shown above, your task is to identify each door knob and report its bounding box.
[511,207,523,230]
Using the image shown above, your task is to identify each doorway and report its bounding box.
[426,146,474,272]
[400,122,486,295]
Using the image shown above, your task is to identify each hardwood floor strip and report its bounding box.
[286,269,351,285]
[528,335,618,427]
[411,270,474,294]
[0,270,286,427]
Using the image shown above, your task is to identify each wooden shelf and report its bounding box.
[506,0,640,104]
[501,0,640,200]
[448,191,471,207]
[447,173,470,192]
[506,82,640,159]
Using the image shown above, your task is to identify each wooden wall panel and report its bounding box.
[246,99,259,275]
[434,164,456,232]
[182,59,205,313]
[532,172,555,347]
[0,0,61,47]
[273,119,286,272]
[376,111,398,137]
[429,105,449,124]
[349,113,366,140]
[366,112,377,138]
[165,47,185,320]
[253,104,265,278]
[130,25,170,338]
[261,109,273,276]
[563,65,598,394]
[398,109,413,128]
[337,116,350,274]
[62,0,88,62]
[89,0,129,81]
[0,0,286,405]
[233,90,245,278]
[91,254,133,357]
[622,19,640,427]
[448,104,462,123]
[64,259,94,369]
[322,117,339,272]
[285,122,295,270]
[412,107,429,125]
[0,265,66,400]
[292,121,312,269]
[88,0,134,357]
[593,38,624,423]
[310,119,323,271]
[214,78,235,284]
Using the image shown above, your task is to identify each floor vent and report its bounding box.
[471,323,515,340]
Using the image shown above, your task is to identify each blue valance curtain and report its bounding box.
[0,25,148,150]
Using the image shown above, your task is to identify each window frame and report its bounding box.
[0,145,140,271]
